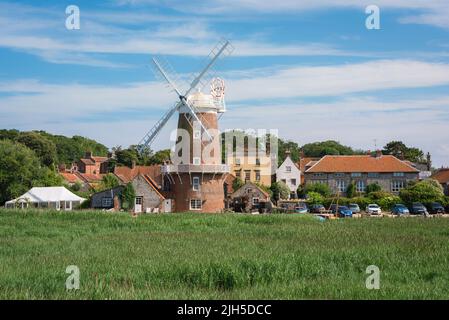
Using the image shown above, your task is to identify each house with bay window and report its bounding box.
[303,152,419,195]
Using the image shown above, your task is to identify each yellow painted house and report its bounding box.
[226,152,274,187]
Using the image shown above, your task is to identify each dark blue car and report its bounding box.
[337,206,353,218]
[391,204,410,215]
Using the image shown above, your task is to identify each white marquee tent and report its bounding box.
[5,187,86,211]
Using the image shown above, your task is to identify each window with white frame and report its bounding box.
[190,199,202,210]
[192,177,200,191]
[393,172,405,177]
[356,180,365,192]
[193,157,201,165]
[235,157,241,165]
[244,170,251,182]
[351,172,362,178]
[255,170,261,181]
[334,173,345,178]
[291,178,297,186]
[252,197,260,206]
[234,170,241,178]
[336,180,346,193]
[313,173,326,178]
[391,180,405,192]
[368,172,379,178]
[286,166,292,173]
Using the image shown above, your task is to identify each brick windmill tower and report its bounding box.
[137,40,233,212]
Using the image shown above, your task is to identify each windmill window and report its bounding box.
[102,197,113,207]
[190,199,202,210]
[286,166,292,173]
[193,157,201,165]
[252,198,260,206]
[192,177,200,191]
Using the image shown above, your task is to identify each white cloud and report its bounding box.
[1,59,449,165]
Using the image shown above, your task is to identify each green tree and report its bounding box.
[278,139,301,163]
[120,182,136,210]
[232,177,244,192]
[305,183,332,198]
[301,140,358,158]
[150,149,171,165]
[99,173,120,191]
[382,141,425,163]
[399,179,445,205]
[115,147,139,167]
[365,183,382,194]
[0,140,46,203]
[306,191,324,205]
[17,132,57,167]
[346,182,356,198]
[270,181,290,202]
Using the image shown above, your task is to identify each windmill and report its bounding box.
[139,40,234,213]
[137,39,233,153]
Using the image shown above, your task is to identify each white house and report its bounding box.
[5,186,86,211]
[276,151,301,199]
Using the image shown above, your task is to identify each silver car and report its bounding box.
[366,204,382,215]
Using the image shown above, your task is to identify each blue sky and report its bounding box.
[0,0,449,166]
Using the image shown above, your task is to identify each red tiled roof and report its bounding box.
[80,158,95,165]
[78,173,104,183]
[431,169,449,183]
[114,165,162,185]
[298,157,321,184]
[305,155,419,173]
[60,172,82,184]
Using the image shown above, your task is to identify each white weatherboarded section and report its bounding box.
[5,187,86,210]
[276,155,301,198]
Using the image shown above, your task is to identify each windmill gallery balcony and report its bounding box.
[161,163,230,174]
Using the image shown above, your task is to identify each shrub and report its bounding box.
[365,183,381,194]
[346,182,356,198]
[232,177,244,192]
[270,181,290,202]
[306,192,324,205]
[368,191,393,201]
[305,183,332,198]
[377,195,402,210]
[120,183,136,210]
[399,179,445,206]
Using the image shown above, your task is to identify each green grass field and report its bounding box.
[0,209,448,299]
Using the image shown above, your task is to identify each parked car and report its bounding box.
[391,204,410,215]
[428,202,445,214]
[295,203,309,214]
[310,204,325,214]
[337,206,353,218]
[348,203,360,213]
[410,202,429,215]
[366,204,382,215]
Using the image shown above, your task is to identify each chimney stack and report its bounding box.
[375,150,382,158]
[85,151,92,159]
[131,160,136,169]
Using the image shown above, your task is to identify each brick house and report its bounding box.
[59,152,110,190]
[304,152,420,195]
[131,174,170,213]
[431,168,449,196]
[230,182,271,212]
